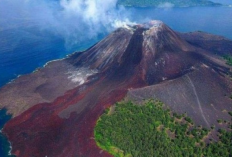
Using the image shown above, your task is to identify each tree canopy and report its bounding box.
[94,100,232,157]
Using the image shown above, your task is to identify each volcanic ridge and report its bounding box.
[0,20,232,157]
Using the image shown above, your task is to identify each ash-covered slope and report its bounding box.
[0,20,232,157]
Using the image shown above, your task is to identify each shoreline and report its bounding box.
[7,141,12,156]
[3,54,71,88]
[119,3,225,8]
[2,49,87,90]
[0,109,13,157]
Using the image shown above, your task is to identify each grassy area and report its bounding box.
[95,100,232,157]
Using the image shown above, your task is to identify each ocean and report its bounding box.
[0,0,232,156]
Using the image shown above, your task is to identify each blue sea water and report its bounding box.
[0,28,103,88]
[0,1,232,156]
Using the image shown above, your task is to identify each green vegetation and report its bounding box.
[229,111,232,116]
[224,55,232,99]
[224,55,232,66]
[95,100,232,157]
[117,0,221,7]
[217,119,223,124]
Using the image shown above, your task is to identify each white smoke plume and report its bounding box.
[0,0,134,47]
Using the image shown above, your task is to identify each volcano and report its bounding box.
[0,20,232,157]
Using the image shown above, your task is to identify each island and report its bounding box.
[0,20,231,157]
[117,0,222,7]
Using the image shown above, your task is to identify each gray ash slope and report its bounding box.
[0,20,232,129]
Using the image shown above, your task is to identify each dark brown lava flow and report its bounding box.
[0,20,232,157]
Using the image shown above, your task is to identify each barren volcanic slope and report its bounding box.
[0,20,232,157]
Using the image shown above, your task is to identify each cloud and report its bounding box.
[0,0,134,48]
[158,2,174,8]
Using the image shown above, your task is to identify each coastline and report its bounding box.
[2,50,85,89]
[7,141,12,156]
[0,109,13,157]
[120,3,231,9]
[118,3,223,8]
[0,56,73,157]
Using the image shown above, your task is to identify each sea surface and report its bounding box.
[0,0,232,156]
